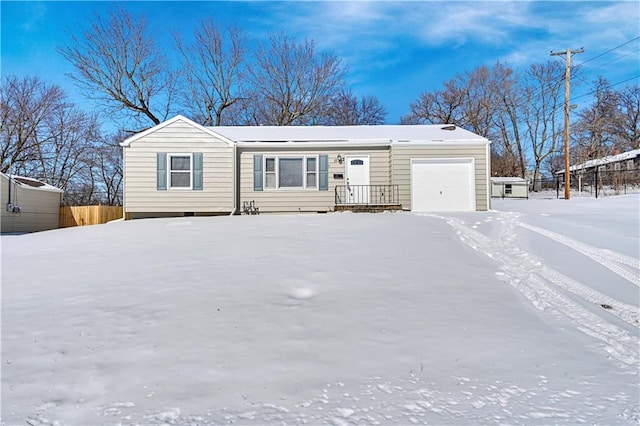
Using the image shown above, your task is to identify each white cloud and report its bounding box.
[20,2,48,32]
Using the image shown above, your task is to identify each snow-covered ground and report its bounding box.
[2,195,639,425]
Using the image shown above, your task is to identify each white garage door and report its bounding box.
[411,158,476,212]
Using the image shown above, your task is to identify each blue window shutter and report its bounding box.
[319,154,328,190]
[193,152,203,190]
[254,155,263,191]
[157,153,167,190]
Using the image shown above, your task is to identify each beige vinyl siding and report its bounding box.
[391,144,489,211]
[124,120,234,213]
[0,176,61,233]
[239,146,390,213]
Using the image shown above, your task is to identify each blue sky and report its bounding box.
[2,1,639,128]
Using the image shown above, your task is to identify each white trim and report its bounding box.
[167,153,193,190]
[237,140,390,149]
[120,115,235,147]
[410,157,476,212]
[392,140,489,146]
[263,155,319,190]
[0,172,64,193]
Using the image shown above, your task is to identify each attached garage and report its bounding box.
[411,158,476,212]
[391,132,491,212]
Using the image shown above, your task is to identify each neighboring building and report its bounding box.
[490,177,529,199]
[0,173,63,233]
[555,149,640,180]
[120,115,491,218]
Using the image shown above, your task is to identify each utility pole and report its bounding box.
[551,47,584,200]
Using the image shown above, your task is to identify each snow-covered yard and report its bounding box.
[2,195,639,425]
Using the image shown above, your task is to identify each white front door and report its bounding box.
[346,156,370,203]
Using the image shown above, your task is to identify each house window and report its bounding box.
[598,165,606,172]
[279,158,304,187]
[306,157,317,188]
[169,154,192,188]
[265,157,276,189]
[614,162,621,171]
[627,160,635,170]
[264,156,318,189]
[505,184,512,195]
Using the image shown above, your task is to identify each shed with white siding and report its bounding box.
[490,177,529,199]
[0,173,63,233]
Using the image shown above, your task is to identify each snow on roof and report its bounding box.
[210,124,489,145]
[558,149,640,173]
[119,115,490,147]
[491,177,528,183]
[1,172,64,193]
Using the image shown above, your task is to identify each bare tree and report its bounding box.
[0,75,101,200]
[490,62,527,177]
[58,5,176,131]
[93,132,124,205]
[324,88,387,125]
[0,75,65,173]
[175,19,247,126]
[521,61,565,187]
[572,77,621,161]
[615,84,640,151]
[246,33,346,125]
[402,81,466,126]
[30,105,100,191]
[403,66,503,138]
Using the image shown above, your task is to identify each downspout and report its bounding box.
[6,173,12,211]
[230,142,238,216]
[486,142,491,210]
[122,145,127,219]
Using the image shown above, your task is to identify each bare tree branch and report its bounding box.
[246,33,346,125]
[58,4,176,129]
[175,19,247,126]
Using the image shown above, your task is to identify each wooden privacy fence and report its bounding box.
[59,205,124,228]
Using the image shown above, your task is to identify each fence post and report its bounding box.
[595,167,598,199]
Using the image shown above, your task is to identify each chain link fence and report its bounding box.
[529,169,640,199]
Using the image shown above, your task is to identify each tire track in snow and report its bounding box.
[518,222,640,287]
[434,213,639,368]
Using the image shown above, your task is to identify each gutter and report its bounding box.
[236,140,391,149]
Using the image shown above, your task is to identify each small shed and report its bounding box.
[490,177,528,199]
[0,173,64,233]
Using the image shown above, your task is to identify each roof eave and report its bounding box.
[120,115,235,147]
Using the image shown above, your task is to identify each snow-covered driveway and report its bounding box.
[2,195,638,425]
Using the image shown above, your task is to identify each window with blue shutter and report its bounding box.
[157,153,167,190]
[193,152,203,190]
[254,155,263,191]
[319,154,328,191]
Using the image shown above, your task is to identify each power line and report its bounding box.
[574,36,640,67]
[572,49,639,87]
[572,74,640,102]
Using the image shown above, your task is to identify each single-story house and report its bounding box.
[120,115,491,218]
[0,173,64,233]
[556,148,640,180]
[490,177,529,199]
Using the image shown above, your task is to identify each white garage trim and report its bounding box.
[410,158,476,212]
